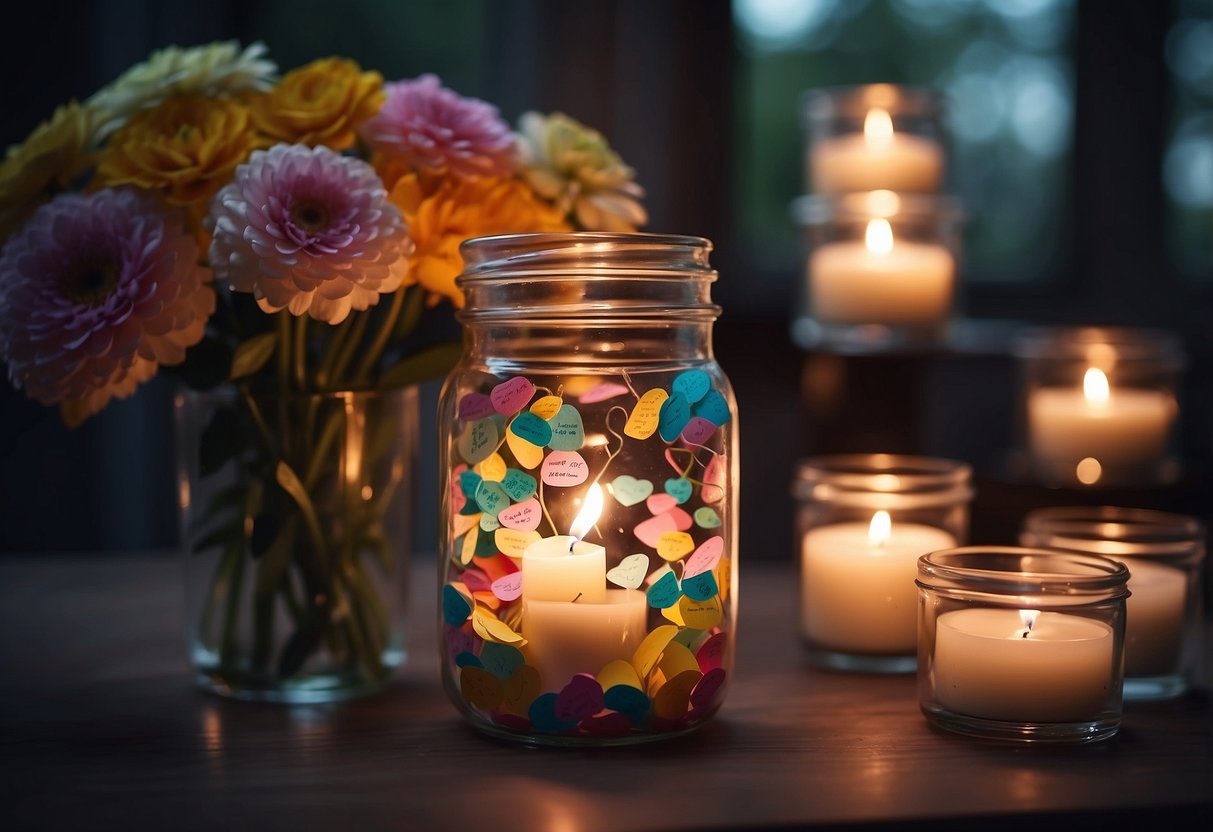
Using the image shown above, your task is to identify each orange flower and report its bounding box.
[94,95,260,215]
[390,174,569,307]
[248,57,384,150]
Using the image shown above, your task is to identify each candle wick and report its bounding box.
[572,592,582,603]
[1021,630,1029,639]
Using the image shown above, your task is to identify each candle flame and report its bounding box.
[865,218,894,256]
[1018,609,1040,638]
[568,482,604,542]
[1083,367,1110,405]
[1076,456,1103,485]
[869,510,892,548]
[864,107,894,148]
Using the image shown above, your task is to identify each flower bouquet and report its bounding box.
[0,41,647,701]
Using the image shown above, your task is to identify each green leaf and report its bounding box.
[278,611,327,678]
[376,341,462,390]
[198,404,252,478]
[230,332,279,380]
[275,461,328,564]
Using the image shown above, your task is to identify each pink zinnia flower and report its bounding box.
[0,189,214,425]
[358,74,515,181]
[207,143,412,324]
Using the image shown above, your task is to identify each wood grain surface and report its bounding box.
[1,555,1209,831]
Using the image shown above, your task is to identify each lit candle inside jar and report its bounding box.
[809,213,955,326]
[1027,367,1176,477]
[932,608,1115,723]
[810,107,944,194]
[801,510,956,654]
[522,483,647,688]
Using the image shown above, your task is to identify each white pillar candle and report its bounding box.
[810,107,944,194]
[801,512,956,653]
[523,590,648,689]
[809,218,954,325]
[521,535,607,603]
[1027,368,1176,470]
[933,609,1114,723]
[1120,557,1188,677]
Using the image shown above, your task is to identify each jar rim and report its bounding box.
[801,83,944,124]
[1012,325,1185,366]
[792,192,965,226]
[1021,506,1205,559]
[793,454,972,509]
[917,546,1131,597]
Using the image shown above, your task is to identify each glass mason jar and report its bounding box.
[791,191,965,353]
[794,454,972,672]
[801,84,947,195]
[436,232,738,746]
[917,547,1129,743]
[177,386,417,703]
[1013,326,1184,488]
[1020,506,1206,700]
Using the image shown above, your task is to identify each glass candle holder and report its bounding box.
[1014,326,1184,488]
[917,547,1129,743]
[791,191,965,353]
[801,84,947,195]
[1020,506,1205,700]
[436,232,738,746]
[794,454,972,673]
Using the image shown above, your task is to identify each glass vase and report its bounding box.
[436,232,738,746]
[176,385,418,703]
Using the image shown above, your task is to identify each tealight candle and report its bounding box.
[918,546,1128,742]
[808,217,954,325]
[933,608,1114,723]
[1027,367,1176,475]
[795,455,971,672]
[810,107,944,194]
[801,510,956,654]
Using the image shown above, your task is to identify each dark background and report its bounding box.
[0,0,1209,565]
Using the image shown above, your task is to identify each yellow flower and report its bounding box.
[248,57,384,151]
[88,41,276,137]
[390,174,570,307]
[0,101,97,240]
[94,95,261,213]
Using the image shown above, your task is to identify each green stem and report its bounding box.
[218,545,247,672]
[329,312,371,391]
[293,315,308,390]
[316,317,353,390]
[199,539,242,649]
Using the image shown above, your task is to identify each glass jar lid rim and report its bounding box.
[1012,325,1185,364]
[792,193,965,225]
[918,546,1131,594]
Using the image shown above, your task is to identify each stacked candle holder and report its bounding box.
[793,84,964,353]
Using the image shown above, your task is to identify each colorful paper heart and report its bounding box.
[458,392,495,421]
[664,477,693,504]
[606,553,650,589]
[609,475,654,507]
[693,507,721,529]
[490,572,523,602]
[490,376,535,416]
[498,497,541,531]
[555,673,604,722]
[546,403,585,451]
[684,535,724,578]
[672,369,712,403]
[541,450,589,487]
[624,388,668,440]
[646,570,682,609]
[509,411,553,447]
[657,392,691,442]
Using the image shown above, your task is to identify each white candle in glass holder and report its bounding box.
[1027,367,1175,470]
[933,608,1115,722]
[801,511,956,654]
[810,107,944,194]
[1120,557,1187,677]
[809,217,954,325]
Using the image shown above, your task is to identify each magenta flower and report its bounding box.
[207,143,412,324]
[358,73,515,180]
[0,189,214,425]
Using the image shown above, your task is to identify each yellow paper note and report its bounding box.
[472,606,527,646]
[656,531,695,562]
[624,388,669,440]
[597,659,644,692]
[474,452,507,483]
[632,624,678,679]
[529,395,564,421]
[494,527,541,559]
[506,428,545,470]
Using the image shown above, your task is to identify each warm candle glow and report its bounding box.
[869,510,892,548]
[1083,367,1110,405]
[568,482,604,542]
[1018,608,1040,638]
[865,218,894,256]
[1075,456,1103,485]
[864,107,894,148]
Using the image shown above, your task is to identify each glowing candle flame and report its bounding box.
[1018,609,1040,638]
[869,510,892,548]
[1083,367,1110,406]
[864,107,894,148]
[865,218,894,256]
[568,482,604,543]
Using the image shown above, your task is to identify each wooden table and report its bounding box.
[1,555,1209,830]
